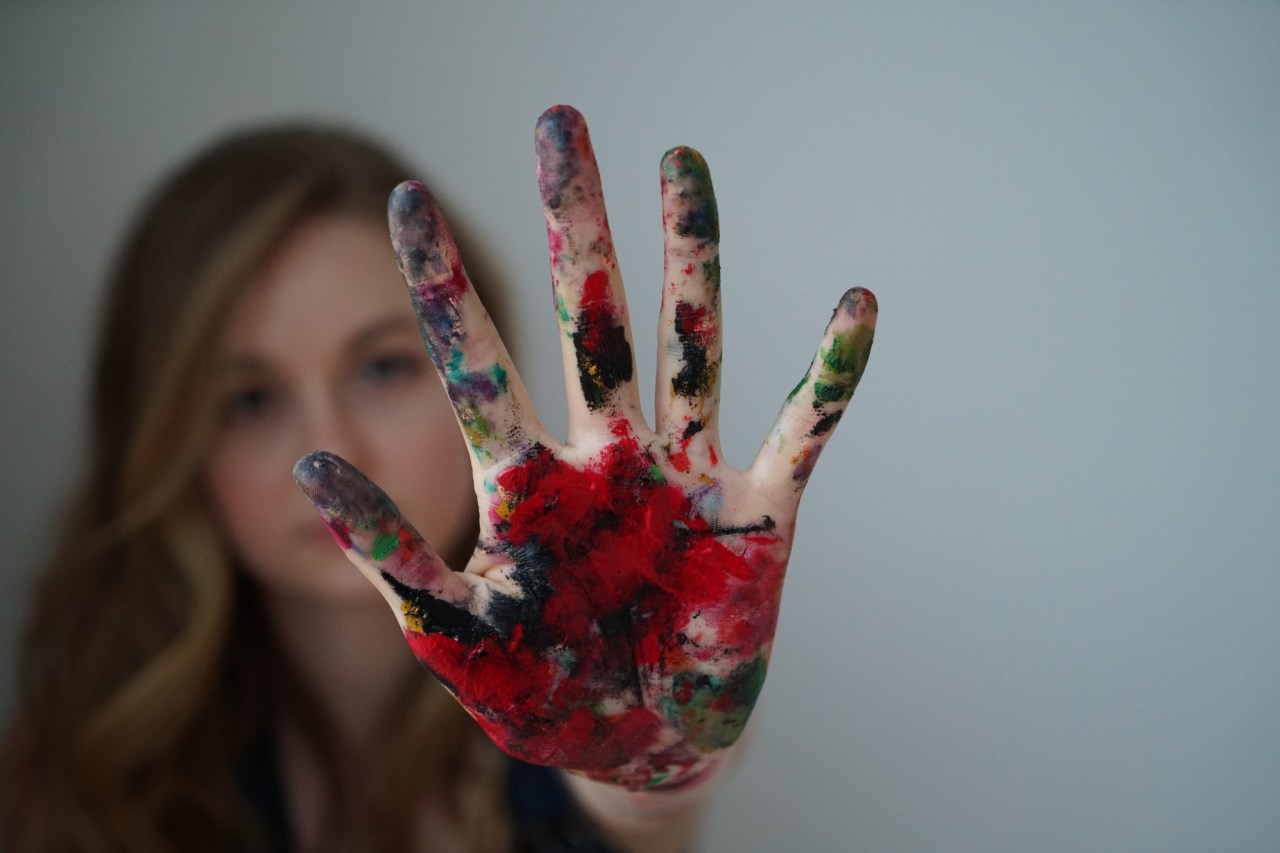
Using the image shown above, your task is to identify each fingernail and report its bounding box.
[388,181,458,283]
[661,146,718,242]
[292,451,397,545]
[535,105,590,211]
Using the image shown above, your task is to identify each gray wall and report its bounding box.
[3,2,1278,850]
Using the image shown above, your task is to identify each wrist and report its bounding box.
[559,744,740,852]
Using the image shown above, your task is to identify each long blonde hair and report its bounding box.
[1,126,509,851]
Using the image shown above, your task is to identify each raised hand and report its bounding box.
[293,105,876,790]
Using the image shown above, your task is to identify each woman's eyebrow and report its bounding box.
[347,314,422,351]
[212,354,273,376]
[213,314,421,372]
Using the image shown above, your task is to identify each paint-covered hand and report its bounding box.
[294,105,876,790]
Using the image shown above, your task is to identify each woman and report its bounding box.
[0,106,876,851]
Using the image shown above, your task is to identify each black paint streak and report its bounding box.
[572,296,633,410]
[382,571,491,644]
[809,409,844,437]
[706,515,777,537]
[672,301,711,398]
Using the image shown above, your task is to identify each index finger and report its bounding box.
[389,181,546,463]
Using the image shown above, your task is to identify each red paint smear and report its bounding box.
[581,269,610,306]
[408,422,785,776]
[669,429,699,473]
[547,228,563,266]
[682,263,694,275]
[417,259,469,304]
[608,416,630,438]
[396,526,417,555]
[326,519,352,549]
[574,269,617,359]
[675,301,715,348]
[571,269,633,409]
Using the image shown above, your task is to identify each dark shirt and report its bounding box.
[237,730,615,852]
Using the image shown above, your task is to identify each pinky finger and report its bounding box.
[293,451,480,641]
[748,288,877,496]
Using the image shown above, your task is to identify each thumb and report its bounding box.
[292,451,476,640]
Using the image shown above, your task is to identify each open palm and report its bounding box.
[295,105,876,790]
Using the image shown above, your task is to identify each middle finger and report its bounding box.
[535,105,644,442]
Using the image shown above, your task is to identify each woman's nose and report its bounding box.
[297,392,372,473]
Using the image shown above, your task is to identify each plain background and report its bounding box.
[2,2,1278,850]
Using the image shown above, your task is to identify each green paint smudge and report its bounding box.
[645,772,671,789]
[812,325,874,404]
[371,532,400,561]
[813,380,850,404]
[458,406,495,461]
[445,347,466,383]
[702,257,721,292]
[823,325,872,376]
[661,655,768,751]
[490,362,508,392]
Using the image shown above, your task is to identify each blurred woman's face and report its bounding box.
[203,216,475,606]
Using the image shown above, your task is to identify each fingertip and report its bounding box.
[387,184,458,285]
[536,104,585,134]
[535,105,596,212]
[293,450,356,507]
[389,180,442,223]
[292,450,341,493]
[838,287,877,317]
[388,180,430,222]
[660,145,709,178]
[661,147,719,244]
[535,105,587,162]
[832,289,878,341]
[292,451,391,521]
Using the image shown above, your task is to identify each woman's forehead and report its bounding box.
[217,216,416,358]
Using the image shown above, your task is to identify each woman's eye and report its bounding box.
[222,386,278,423]
[361,352,425,386]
